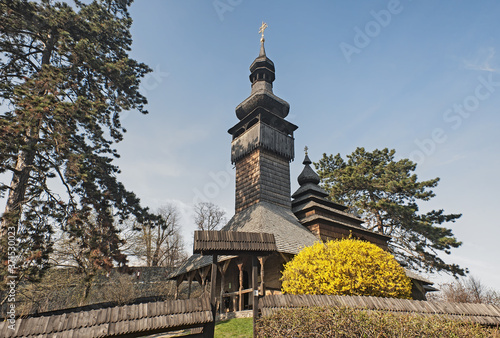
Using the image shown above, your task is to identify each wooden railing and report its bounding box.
[221,288,254,312]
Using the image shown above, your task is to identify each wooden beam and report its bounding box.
[219,274,226,314]
[199,266,211,294]
[218,259,231,314]
[252,255,259,338]
[218,259,231,274]
[279,252,291,263]
[211,254,218,308]
[237,261,244,311]
[187,271,196,299]
[193,271,203,286]
[205,254,218,338]
[222,288,253,296]
[258,256,268,296]
[175,275,183,300]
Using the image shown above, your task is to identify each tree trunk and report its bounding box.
[151,225,161,266]
[0,136,36,239]
[1,34,54,242]
[376,211,384,233]
[151,248,160,267]
[80,276,94,306]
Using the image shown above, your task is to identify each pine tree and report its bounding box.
[0,0,152,288]
[315,147,465,277]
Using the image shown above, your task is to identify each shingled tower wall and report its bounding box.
[228,34,297,213]
[235,148,291,212]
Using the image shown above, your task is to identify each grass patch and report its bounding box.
[215,317,253,338]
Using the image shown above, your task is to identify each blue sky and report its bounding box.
[110,0,500,288]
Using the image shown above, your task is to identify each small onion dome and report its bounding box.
[235,26,290,120]
[298,153,320,186]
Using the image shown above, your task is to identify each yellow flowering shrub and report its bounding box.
[281,238,412,299]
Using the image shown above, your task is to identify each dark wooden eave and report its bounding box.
[298,214,391,242]
[228,107,298,138]
[292,193,349,212]
[293,200,364,226]
[193,230,277,256]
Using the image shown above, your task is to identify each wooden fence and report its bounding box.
[0,297,213,337]
[4,291,500,337]
[259,294,500,326]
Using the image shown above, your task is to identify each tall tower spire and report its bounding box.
[229,24,298,213]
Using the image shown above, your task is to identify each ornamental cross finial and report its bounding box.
[304,146,309,155]
[259,22,268,43]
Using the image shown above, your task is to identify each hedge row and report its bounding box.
[256,307,500,337]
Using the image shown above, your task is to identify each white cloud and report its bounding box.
[463,47,499,73]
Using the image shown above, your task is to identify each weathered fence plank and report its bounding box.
[259,294,500,326]
[0,296,213,337]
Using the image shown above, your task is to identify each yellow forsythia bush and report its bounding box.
[281,238,412,299]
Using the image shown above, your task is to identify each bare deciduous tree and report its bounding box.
[95,273,136,306]
[194,202,226,231]
[429,276,500,306]
[130,204,187,268]
[50,212,130,305]
[9,209,185,314]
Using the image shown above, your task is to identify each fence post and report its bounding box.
[204,254,218,338]
[252,255,259,338]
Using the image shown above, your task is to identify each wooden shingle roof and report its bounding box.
[404,269,433,285]
[219,202,319,255]
[169,202,319,279]
[0,297,212,337]
[193,230,277,255]
[260,294,500,326]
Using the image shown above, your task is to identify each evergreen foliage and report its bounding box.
[0,0,152,287]
[281,238,412,299]
[315,147,464,276]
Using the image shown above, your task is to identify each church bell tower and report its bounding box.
[228,23,298,213]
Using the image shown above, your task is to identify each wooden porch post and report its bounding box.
[211,254,218,311]
[258,256,268,296]
[237,261,244,311]
[174,275,183,300]
[218,259,231,314]
[187,271,195,299]
[205,254,218,338]
[199,266,211,294]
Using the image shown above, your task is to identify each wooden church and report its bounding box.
[169,27,434,311]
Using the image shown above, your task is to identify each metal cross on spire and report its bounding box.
[304,146,309,155]
[259,22,268,43]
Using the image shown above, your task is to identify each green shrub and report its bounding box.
[256,307,499,337]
